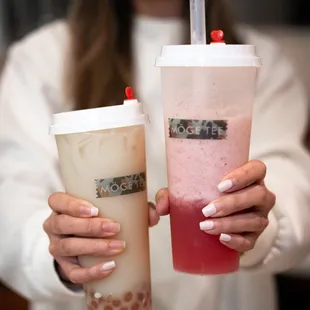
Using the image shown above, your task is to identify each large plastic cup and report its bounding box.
[156,42,262,275]
[50,97,152,309]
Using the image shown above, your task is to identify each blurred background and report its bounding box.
[0,1,309,310]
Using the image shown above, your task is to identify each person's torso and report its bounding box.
[17,18,278,310]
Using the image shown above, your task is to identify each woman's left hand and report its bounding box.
[156,160,276,253]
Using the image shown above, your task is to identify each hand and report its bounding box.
[156,160,276,253]
[43,193,160,285]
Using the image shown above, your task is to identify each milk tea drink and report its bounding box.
[50,91,152,309]
[156,33,262,275]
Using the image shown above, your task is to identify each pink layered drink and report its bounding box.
[168,117,252,274]
[156,34,262,275]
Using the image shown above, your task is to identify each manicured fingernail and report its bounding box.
[108,240,126,250]
[102,222,121,233]
[80,206,99,217]
[220,233,232,242]
[202,203,217,217]
[218,179,233,192]
[100,261,116,272]
[199,221,215,231]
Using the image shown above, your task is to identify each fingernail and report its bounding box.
[218,179,233,192]
[80,206,99,217]
[220,233,232,242]
[100,261,116,272]
[102,222,121,233]
[155,195,162,205]
[202,203,217,217]
[199,221,215,231]
[108,240,126,250]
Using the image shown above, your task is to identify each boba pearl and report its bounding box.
[112,299,121,307]
[131,303,140,310]
[137,292,144,302]
[94,292,102,299]
[106,294,113,303]
[124,292,133,302]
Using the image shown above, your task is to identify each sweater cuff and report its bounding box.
[240,210,278,269]
[32,224,84,300]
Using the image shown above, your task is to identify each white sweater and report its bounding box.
[1,17,310,310]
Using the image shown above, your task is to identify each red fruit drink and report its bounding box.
[156,34,261,275]
[168,117,252,274]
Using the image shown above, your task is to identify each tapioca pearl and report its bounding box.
[104,306,113,310]
[112,299,121,307]
[137,292,144,302]
[106,294,113,303]
[120,307,129,310]
[124,292,133,302]
[94,292,102,299]
[98,296,106,304]
[131,303,140,310]
[142,298,148,308]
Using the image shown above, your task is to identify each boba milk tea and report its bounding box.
[156,27,262,275]
[50,88,152,309]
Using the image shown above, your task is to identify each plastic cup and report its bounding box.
[155,41,262,275]
[50,95,152,309]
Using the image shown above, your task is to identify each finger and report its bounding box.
[202,185,274,218]
[219,233,259,252]
[46,214,120,237]
[155,188,169,216]
[48,192,99,218]
[218,160,267,193]
[50,237,126,257]
[57,257,116,284]
[148,203,160,227]
[199,212,269,235]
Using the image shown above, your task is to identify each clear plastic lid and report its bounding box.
[50,87,145,135]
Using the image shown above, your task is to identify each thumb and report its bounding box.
[155,188,169,216]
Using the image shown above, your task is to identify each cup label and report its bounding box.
[168,118,227,140]
[95,172,146,198]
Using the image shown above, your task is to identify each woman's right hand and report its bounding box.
[43,192,125,285]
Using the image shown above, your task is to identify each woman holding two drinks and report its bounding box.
[1,1,310,310]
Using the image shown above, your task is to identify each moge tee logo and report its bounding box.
[95,172,146,198]
[168,119,228,140]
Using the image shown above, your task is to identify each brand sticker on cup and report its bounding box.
[95,173,146,198]
[168,119,227,140]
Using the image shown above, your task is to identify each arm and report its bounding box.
[240,46,310,272]
[0,45,83,301]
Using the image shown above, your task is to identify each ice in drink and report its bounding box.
[50,89,152,309]
[156,34,262,275]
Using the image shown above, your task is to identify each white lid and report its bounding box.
[50,99,145,135]
[155,43,262,67]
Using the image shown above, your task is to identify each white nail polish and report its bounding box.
[220,233,232,242]
[91,207,99,217]
[202,203,217,217]
[101,261,116,272]
[199,221,214,231]
[218,179,233,192]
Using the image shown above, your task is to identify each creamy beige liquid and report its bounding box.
[56,125,151,310]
